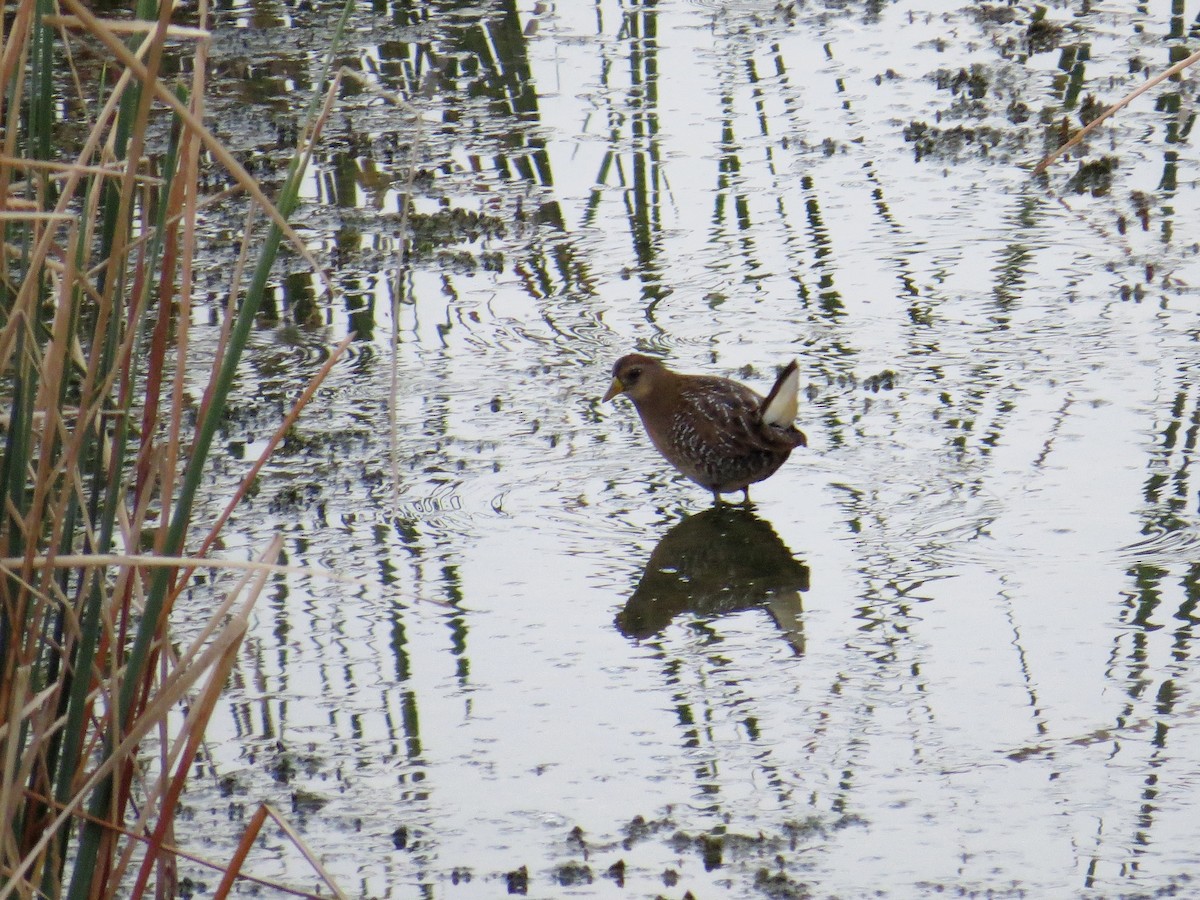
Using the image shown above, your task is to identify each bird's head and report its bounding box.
[603,354,667,404]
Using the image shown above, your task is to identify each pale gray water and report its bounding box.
[171,0,1200,896]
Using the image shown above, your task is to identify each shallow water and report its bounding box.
[167,0,1200,896]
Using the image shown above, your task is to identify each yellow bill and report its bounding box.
[602,376,625,403]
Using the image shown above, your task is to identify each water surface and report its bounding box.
[171,0,1200,896]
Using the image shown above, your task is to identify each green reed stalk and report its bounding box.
[114,0,354,755]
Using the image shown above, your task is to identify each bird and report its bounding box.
[602,353,806,504]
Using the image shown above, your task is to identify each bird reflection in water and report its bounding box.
[615,506,810,654]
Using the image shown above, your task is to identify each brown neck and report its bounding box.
[629,369,683,445]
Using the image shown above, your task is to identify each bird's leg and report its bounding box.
[741,487,752,505]
[711,488,723,505]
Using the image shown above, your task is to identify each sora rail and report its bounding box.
[603,354,806,503]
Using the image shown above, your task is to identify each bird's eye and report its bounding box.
[626,367,642,382]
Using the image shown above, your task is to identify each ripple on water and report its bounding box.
[1114,526,1200,568]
